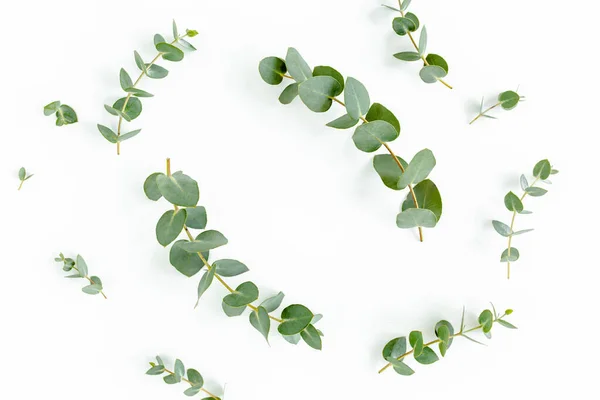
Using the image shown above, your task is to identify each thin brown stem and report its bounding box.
[162,367,219,398]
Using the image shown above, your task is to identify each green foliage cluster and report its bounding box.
[17,167,33,190]
[379,305,516,376]
[97,20,198,154]
[44,101,78,126]
[259,48,442,241]
[54,253,106,299]
[470,90,525,124]
[146,356,220,399]
[144,159,323,349]
[492,159,558,278]
[383,1,452,88]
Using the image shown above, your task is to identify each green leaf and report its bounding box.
[156,209,186,246]
[113,97,142,121]
[144,173,164,201]
[44,101,61,115]
[195,267,216,308]
[504,191,524,212]
[126,88,154,97]
[373,154,408,190]
[344,77,370,120]
[172,19,179,39]
[497,319,518,329]
[478,309,494,333]
[76,255,88,277]
[156,172,199,207]
[282,333,301,345]
[393,51,421,61]
[525,187,547,197]
[146,365,165,375]
[278,83,299,104]
[222,301,246,317]
[551,169,559,175]
[184,385,203,397]
[326,114,359,129]
[419,65,447,84]
[185,206,207,229]
[180,230,228,253]
[382,4,400,12]
[500,247,519,262]
[146,64,169,79]
[174,359,185,382]
[313,66,344,95]
[396,208,437,229]
[97,124,118,143]
[405,12,420,30]
[82,284,102,295]
[134,51,145,71]
[418,26,427,55]
[258,57,287,85]
[156,43,184,62]
[249,306,271,344]
[513,229,534,236]
[223,281,259,307]
[260,292,285,313]
[298,76,341,112]
[56,105,78,125]
[118,129,141,142]
[492,220,512,237]
[392,361,415,376]
[382,336,407,360]
[90,276,102,288]
[365,103,400,133]
[163,373,178,384]
[352,120,399,152]
[186,29,199,38]
[533,159,552,180]
[154,34,166,45]
[415,347,439,364]
[498,90,520,110]
[169,240,208,277]
[392,17,416,36]
[435,320,454,356]
[409,331,424,357]
[18,167,26,181]
[300,324,322,350]
[214,259,249,277]
[400,0,412,11]
[425,54,448,73]
[120,68,133,90]
[285,48,312,83]
[278,304,313,335]
[520,174,529,191]
[402,179,442,221]
[398,149,436,189]
[178,38,196,51]
[186,369,203,386]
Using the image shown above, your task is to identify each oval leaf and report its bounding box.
[278,304,313,336]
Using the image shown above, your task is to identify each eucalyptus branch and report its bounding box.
[146,356,221,399]
[259,48,444,241]
[383,1,452,88]
[378,305,516,376]
[97,20,198,155]
[54,253,106,298]
[44,101,78,126]
[492,159,558,279]
[17,167,33,190]
[469,89,525,124]
[144,158,323,349]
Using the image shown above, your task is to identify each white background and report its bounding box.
[0,0,597,398]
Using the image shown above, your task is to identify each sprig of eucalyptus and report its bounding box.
[44,101,78,126]
[146,356,221,399]
[144,159,323,349]
[492,159,558,279]
[98,20,198,155]
[54,253,106,298]
[17,167,33,190]
[383,1,452,88]
[378,305,516,376]
[259,48,442,241]
[469,90,525,124]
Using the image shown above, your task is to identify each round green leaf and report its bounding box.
[278,304,313,335]
[180,230,228,253]
[144,173,164,201]
[57,105,78,125]
[279,82,299,104]
[146,64,169,79]
[249,306,271,344]
[44,101,61,116]
[478,309,494,333]
[344,77,370,120]
[373,154,408,190]
[156,172,199,207]
[392,361,415,376]
[365,103,400,133]
[300,324,322,350]
[156,42,184,62]
[392,16,416,36]
[504,191,524,212]
[396,208,437,229]
[398,149,436,189]
[97,124,118,144]
[405,12,420,30]
[18,167,26,181]
[500,247,519,262]
[213,259,249,277]
[185,206,207,229]
[113,97,142,121]
[223,281,259,307]
[285,47,312,83]
[492,220,512,237]
[258,57,287,85]
[156,209,187,246]
[498,90,520,110]
[408,331,424,357]
[298,76,341,112]
[394,51,421,61]
[352,120,399,152]
[419,65,447,84]
[425,54,448,73]
[120,68,133,90]
[382,336,407,360]
[402,179,442,221]
[533,159,552,180]
[169,240,208,277]
[414,347,439,365]
[222,301,246,317]
[313,66,344,94]
[186,369,203,386]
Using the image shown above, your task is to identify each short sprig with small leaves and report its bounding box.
[492,159,558,279]
[259,48,442,242]
[54,253,106,299]
[144,159,323,349]
[98,20,198,155]
[146,356,221,399]
[383,1,452,88]
[44,101,78,126]
[470,90,525,124]
[17,167,33,190]
[378,305,516,376]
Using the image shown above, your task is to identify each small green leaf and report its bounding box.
[282,333,302,345]
[313,66,344,94]
[392,361,415,376]
[156,172,199,207]
[56,105,78,125]
[285,47,312,83]
[435,320,454,356]
[259,57,287,85]
[513,229,534,236]
[146,365,165,375]
[186,369,203,386]
[533,159,552,180]
[352,120,399,152]
[180,230,228,253]
[82,284,102,295]
[400,0,412,11]
[172,19,179,39]
[223,281,259,307]
[146,64,169,79]
[178,38,196,51]
[497,319,518,329]
[551,169,559,175]
[185,206,207,229]
[76,255,88,277]
[418,26,427,55]
[260,292,285,313]
[213,259,249,277]
[163,373,178,384]
[425,54,448,73]
[97,124,118,143]
[392,17,416,36]
[382,337,407,360]
[398,149,436,189]
[492,220,512,237]
[278,304,313,335]
[144,173,164,201]
[118,129,142,142]
[402,179,442,221]
[113,97,142,121]
[195,267,216,308]
[184,385,203,396]
[126,88,154,97]
[478,309,494,333]
[300,324,322,350]
[525,187,547,197]
[120,68,133,90]
[396,208,437,229]
[520,174,529,191]
[419,65,447,84]
[504,191,524,212]
[156,209,187,246]
[298,76,341,112]
[44,101,61,115]
[414,347,439,365]
[405,12,420,30]
[326,114,359,129]
[174,359,185,382]
[249,306,271,344]
[393,52,421,61]
[156,43,184,62]
[278,83,299,104]
[365,103,400,133]
[169,240,208,277]
[500,247,519,262]
[134,51,145,71]
[373,154,408,190]
[409,331,424,357]
[344,77,370,120]
[154,34,166,45]
[498,90,521,110]
[222,301,246,317]
[18,167,26,181]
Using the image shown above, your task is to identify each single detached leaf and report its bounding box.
[156,171,199,207]
[300,324,322,350]
[44,101,61,116]
[392,17,416,36]
[409,331,424,357]
[313,66,344,94]
[156,209,186,246]
[498,90,520,110]
[373,154,408,190]
[419,65,447,84]
[402,179,442,221]
[394,51,421,61]
[425,54,448,73]
[278,304,313,335]
[326,114,359,129]
[365,103,400,133]
[285,47,312,83]
[520,174,529,191]
[414,347,439,365]
[396,208,437,229]
[344,77,370,120]
[144,173,164,201]
[180,230,228,253]
[222,301,246,317]
[223,281,259,307]
[213,259,249,277]
[195,267,216,307]
[156,42,184,62]
[418,26,427,55]
[249,306,271,343]
[533,159,552,180]
[146,64,169,79]
[525,187,548,197]
[382,337,407,360]
[500,247,520,262]
[492,220,512,237]
[169,240,208,277]
[113,97,142,121]
[298,76,341,112]
[352,120,399,152]
[260,291,285,313]
[398,149,436,189]
[504,191,524,212]
[97,124,118,143]
[279,82,299,104]
[259,56,287,85]
[185,206,207,229]
[120,68,133,90]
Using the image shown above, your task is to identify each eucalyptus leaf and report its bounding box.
[500,247,519,262]
[425,54,448,73]
[504,191,524,213]
[300,324,322,350]
[419,65,447,84]
[373,154,408,190]
[185,206,207,229]
[492,220,512,237]
[213,259,249,277]
[402,179,442,221]
[392,17,416,36]
[223,282,259,307]
[156,209,187,246]
[120,68,133,90]
[418,26,427,55]
[260,292,285,313]
[97,124,118,143]
[498,90,520,110]
[408,331,424,357]
[352,120,399,152]
[313,65,344,94]
[396,208,437,229]
[398,149,436,189]
[249,306,270,343]
[278,304,313,335]
[478,309,494,333]
[344,77,370,120]
[259,57,287,85]
[146,64,169,79]
[326,114,359,129]
[285,47,312,83]
[279,83,299,104]
[525,187,548,197]
[222,301,246,317]
[533,159,552,180]
[156,43,184,62]
[414,347,439,365]
[180,230,228,253]
[170,240,208,277]
[382,337,407,360]
[365,103,400,133]
[394,51,421,61]
[113,97,142,121]
[194,267,216,308]
[298,76,341,112]
[156,172,199,207]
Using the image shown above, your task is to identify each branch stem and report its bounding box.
[70,265,107,299]
[469,102,500,125]
[18,180,24,191]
